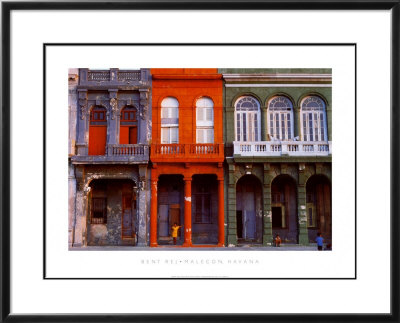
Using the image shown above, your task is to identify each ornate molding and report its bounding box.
[139,89,149,120]
[110,98,118,120]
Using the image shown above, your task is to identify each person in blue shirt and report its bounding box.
[316,233,324,251]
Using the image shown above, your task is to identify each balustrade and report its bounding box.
[151,143,224,159]
[233,141,331,157]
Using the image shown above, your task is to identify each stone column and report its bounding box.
[68,164,76,247]
[218,177,225,246]
[108,90,119,148]
[73,180,90,247]
[326,104,332,141]
[183,177,192,247]
[294,104,301,140]
[298,163,309,245]
[137,165,148,246]
[76,89,89,155]
[227,163,237,246]
[150,176,158,247]
[261,107,268,141]
[262,163,273,245]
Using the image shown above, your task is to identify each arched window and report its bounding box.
[268,96,294,141]
[196,97,214,143]
[235,96,261,142]
[89,106,107,155]
[161,97,179,144]
[301,96,327,141]
[120,106,138,144]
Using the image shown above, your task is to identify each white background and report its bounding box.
[11,10,390,314]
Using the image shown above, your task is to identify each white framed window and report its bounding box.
[161,97,179,144]
[235,96,261,142]
[268,96,294,141]
[301,96,327,142]
[196,97,214,143]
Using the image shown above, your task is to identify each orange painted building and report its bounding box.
[150,69,224,247]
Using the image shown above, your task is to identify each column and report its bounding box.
[183,177,192,247]
[68,164,76,247]
[218,178,225,246]
[227,163,237,246]
[76,89,88,155]
[73,181,90,247]
[137,165,148,246]
[262,163,273,245]
[150,177,158,247]
[298,163,309,245]
[107,90,119,151]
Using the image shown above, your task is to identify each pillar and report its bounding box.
[227,163,237,246]
[68,164,76,247]
[262,163,273,245]
[107,90,119,148]
[76,89,88,155]
[183,177,192,247]
[137,165,148,246]
[298,163,309,245]
[150,176,158,247]
[218,177,225,246]
[73,180,90,247]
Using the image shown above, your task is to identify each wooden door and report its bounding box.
[169,205,180,231]
[316,183,331,236]
[243,190,256,240]
[159,204,169,237]
[129,127,137,144]
[121,194,133,239]
[89,126,107,155]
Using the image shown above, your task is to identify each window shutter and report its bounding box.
[205,108,213,121]
[171,128,178,143]
[197,107,204,122]
[206,129,214,143]
[197,129,204,143]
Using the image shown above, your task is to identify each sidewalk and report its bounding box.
[69,244,328,251]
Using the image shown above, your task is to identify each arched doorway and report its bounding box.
[271,175,298,243]
[236,175,262,243]
[306,175,332,243]
[157,175,184,245]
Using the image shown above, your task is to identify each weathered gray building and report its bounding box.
[68,68,152,247]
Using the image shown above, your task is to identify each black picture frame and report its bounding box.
[1,1,399,322]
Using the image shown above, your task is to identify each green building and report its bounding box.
[220,69,332,247]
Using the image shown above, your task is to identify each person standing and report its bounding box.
[316,233,324,251]
[171,223,181,245]
[275,234,282,247]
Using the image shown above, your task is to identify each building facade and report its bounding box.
[68,68,152,247]
[149,69,225,247]
[220,69,332,246]
[68,68,332,249]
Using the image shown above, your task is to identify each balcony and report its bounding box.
[233,141,332,158]
[78,68,150,87]
[150,143,224,163]
[71,144,149,164]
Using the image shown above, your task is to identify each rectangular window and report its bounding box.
[161,127,179,144]
[91,198,107,224]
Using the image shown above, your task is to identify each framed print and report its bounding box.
[1,1,399,322]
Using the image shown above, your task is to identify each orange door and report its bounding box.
[89,126,107,155]
[129,126,137,144]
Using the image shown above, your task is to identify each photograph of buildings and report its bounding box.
[68,68,332,249]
